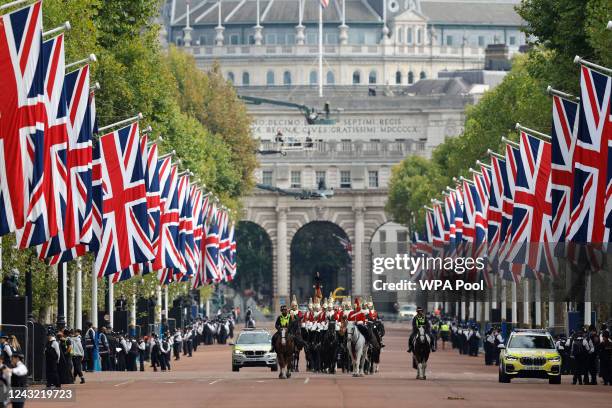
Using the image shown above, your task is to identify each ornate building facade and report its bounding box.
[162,0,521,308]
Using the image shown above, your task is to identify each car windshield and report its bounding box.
[508,335,554,349]
[401,305,415,311]
[237,332,270,345]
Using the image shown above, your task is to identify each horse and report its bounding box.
[411,326,431,380]
[274,327,294,379]
[365,321,382,374]
[289,318,304,372]
[321,321,338,374]
[345,321,368,377]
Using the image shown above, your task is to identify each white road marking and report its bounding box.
[304,377,309,384]
[209,379,223,385]
[114,380,133,387]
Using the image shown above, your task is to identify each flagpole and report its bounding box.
[43,22,71,38]
[98,113,143,133]
[65,54,97,71]
[574,55,612,76]
[108,277,114,329]
[546,86,580,102]
[56,264,66,329]
[515,123,551,141]
[318,2,323,98]
[91,261,98,328]
[76,258,82,330]
[0,0,32,11]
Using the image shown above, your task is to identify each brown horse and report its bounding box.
[274,328,294,379]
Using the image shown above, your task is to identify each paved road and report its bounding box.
[30,325,611,408]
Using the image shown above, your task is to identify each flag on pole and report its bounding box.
[153,159,182,271]
[94,123,153,277]
[320,0,330,8]
[205,204,221,283]
[486,156,506,272]
[17,33,69,248]
[38,64,94,262]
[0,1,44,237]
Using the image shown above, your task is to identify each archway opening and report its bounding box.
[230,221,273,308]
[290,221,351,303]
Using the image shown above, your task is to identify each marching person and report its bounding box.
[150,334,162,372]
[585,325,599,385]
[172,329,182,360]
[407,307,432,353]
[439,320,450,350]
[0,336,12,367]
[69,329,86,384]
[98,327,110,371]
[137,337,147,371]
[567,328,589,385]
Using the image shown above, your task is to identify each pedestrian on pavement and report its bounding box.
[69,329,85,384]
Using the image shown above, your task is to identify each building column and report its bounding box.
[295,0,305,45]
[353,207,365,296]
[215,1,225,46]
[338,0,348,45]
[276,208,289,310]
[254,0,263,45]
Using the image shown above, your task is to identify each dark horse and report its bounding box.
[366,321,383,374]
[274,327,295,379]
[411,326,431,380]
[320,322,338,374]
[289,318,304,372]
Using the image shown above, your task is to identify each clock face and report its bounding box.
[388,0,400,13]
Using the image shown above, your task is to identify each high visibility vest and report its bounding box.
[280,314,290,327]
[415,316,426,327]
[440,324,450,332]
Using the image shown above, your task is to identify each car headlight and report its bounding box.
[505,355,518,361]
[233,349,243,354]
[548,356,561,362]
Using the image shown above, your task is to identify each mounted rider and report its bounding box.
[290,295,303,320]
[407,306,433,352]
[348,298,380,349]
[271,305,293,353]
[366,297,385,348]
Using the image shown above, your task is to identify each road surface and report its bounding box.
[30,324,611,408]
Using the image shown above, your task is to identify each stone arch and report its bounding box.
[233,221,274,306]
[289,221,352,303]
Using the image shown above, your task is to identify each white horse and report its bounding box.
[346,322,368,377]
[412,326,431,380]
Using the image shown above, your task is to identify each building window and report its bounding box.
[509,36,516,46]
[417,28,422,44]
[368,171,379,188]
[395,71,402,84]
[266,70,275,85]
[283,71,292,85]
[306,32,317,45]
[379,230,387,254]
[315,171,326,189]
[419,71,426,80]
[325,32,338,44]
[265,33,277,45]
[478,36,485,47]
[199,35,209,46]
[397,27,403,44]
[326,71,335,85]
[309,70,318,85]
[408,71,414,84]
[407,27,413,44]
[397,231,408,253]
[227,72,235,83]
[290,171,301,188]
[446,35,453,46]
[352,70,361,84]
[229,33,240,45]
[262,170,273,185]
[340,139,351,152]
[369,70,377,84]
[340,170,351,188]
[242,72,250,86]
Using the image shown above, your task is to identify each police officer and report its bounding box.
[407,307,432,353]
[44,328,61,388]
[9,352,28,408]
[271,305,292,353]
[439,320,450,350]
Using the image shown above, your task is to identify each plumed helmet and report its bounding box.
[308,298,313,309]
[291,295,298,307]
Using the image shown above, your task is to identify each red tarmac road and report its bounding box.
[30,324,610,408]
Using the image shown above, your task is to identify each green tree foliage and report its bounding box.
[0,0,254,321]
[386,0,610,232]
[231,222,273,302]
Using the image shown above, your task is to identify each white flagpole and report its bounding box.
[108,278,114,329]
[91,262,98,327]
[318,2,323,98]
[76,258,82,330]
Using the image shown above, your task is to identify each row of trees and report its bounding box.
[0,0,257,321]
[387,0,611,231]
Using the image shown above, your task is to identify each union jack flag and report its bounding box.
[218,209,232,281]
[486,156,506,272]
[227,221,237,280]
[453,185,464,246]
[470,173,491,287]
[190,186,206,288]
[38,65,94,262]
[205,204,221,283]
[498,144,525,282]
[567,66,611,246]
[176,174,196,280]
[153,159,183,271]
[94,123,154,277]
[142,136,160,246]
[17,33,70,249]
[0,1,44,236]
[551,95,579,243]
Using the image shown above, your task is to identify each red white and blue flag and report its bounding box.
[566,66,611,245]
[18,33,69,248]
[153,159,183,271]
[38,65,94,263]
[0,1,44,236]
[205,204,221,283]
[94,123,153,277]
[551,95,579,243]
[486,156,506,271]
